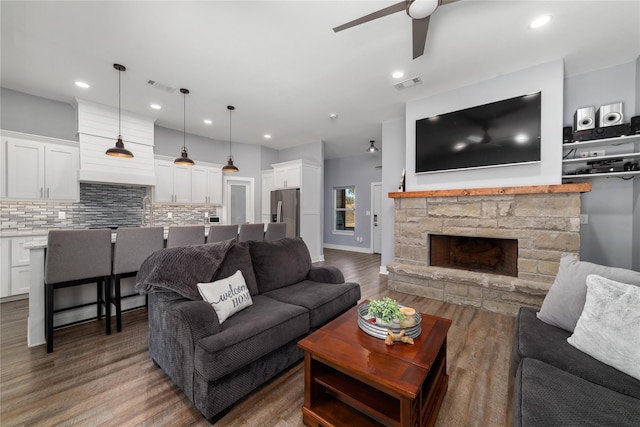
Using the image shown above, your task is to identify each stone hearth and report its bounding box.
[387,184,590,316]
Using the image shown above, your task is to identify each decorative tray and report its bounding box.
[357,302,422,340]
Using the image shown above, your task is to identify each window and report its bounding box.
[334,186,355,234]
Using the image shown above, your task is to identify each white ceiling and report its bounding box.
[2,1,639,159]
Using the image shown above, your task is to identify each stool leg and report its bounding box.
[97,280,103,320]
[115,275,122,332]
[46,283,54,353]
[105,276,111,335]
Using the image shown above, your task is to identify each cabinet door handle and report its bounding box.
[40,188,43,198]
[46,188,50,198]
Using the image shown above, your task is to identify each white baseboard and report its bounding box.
[379,266,389,275]
[323,243,372,254]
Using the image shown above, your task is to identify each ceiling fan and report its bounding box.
[333,0,459,59]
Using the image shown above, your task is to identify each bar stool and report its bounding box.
[238,223,265,242]
[166,225,205,248]
[111,226,164,332]
[206,224,238,243]
[264,222,287,241]
[44,229,112,353]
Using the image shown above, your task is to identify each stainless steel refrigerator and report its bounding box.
[270,188,300,238]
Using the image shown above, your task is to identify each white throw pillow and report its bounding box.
[197,270,253,324]
[567,274,640,381]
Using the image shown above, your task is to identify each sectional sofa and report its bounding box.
[135,237,361,421]
[511,253,640,426]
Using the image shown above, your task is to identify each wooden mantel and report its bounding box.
[388,183,591,199]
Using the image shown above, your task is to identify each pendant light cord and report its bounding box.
[118,69,121,137]
[183,91,186,150]
[229,108,232,157]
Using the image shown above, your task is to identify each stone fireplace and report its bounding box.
[387,183,591,316]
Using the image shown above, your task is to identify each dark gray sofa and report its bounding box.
[137,237,361,422]
[512,307,640,426]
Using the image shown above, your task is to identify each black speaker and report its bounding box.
[631,116,640,135]
[563,126,573,143]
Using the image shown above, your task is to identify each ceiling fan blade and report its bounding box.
[439,0,460,5]
[333,1,406,32]
[412,16,430,59]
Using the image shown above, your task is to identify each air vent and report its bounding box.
[394,76,422,90]
[147,80,176,93]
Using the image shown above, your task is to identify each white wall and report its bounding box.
[404,60,564,191]
[380,117,405,272]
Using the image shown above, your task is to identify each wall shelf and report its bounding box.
[562,134,639,180]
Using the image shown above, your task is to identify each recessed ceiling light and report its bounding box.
[264,134,271,139]
[329,113,338,119]
[392,71,404,79]
[150,103,162,110]
[75,81,90,89]
[529,15,551,29]
[203,119,212,125]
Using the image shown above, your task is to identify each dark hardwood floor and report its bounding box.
[0,249,515,426]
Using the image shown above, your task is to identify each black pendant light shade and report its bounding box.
[174,88,195,166]
[106,64,134,158]
[366,140,379,153]
[222,105,239,173]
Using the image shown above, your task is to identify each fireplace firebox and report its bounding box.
[430,234,518,277]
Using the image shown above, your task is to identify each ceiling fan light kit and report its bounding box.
[407,0,439,19]
[105,63,134,158]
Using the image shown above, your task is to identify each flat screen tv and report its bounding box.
[415,92,541,173]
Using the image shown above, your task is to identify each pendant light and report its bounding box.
[366,140,379,153]
[174,88,195,166]
[105,64,134,158]
[222,105,239,173]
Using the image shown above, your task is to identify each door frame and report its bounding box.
[223,176,255,225]
[371,182,382,254]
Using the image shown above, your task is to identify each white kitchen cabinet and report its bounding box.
[273,161,301,189]
[0,236,36,298]
[154,159,192,203]
[192,165,223,205]
[207,167,222,206]
[4,134,79,201]
[154,158,221,205]
[261,169,275,223]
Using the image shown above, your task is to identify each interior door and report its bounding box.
[224,177,255,225]
[372,182,382,254]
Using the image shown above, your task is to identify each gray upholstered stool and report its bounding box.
[206,224,238,243]
[44,229,113,353]
[112,226,164,332]
[238,223,265,242]
[264,222,287,241]
[166,225,204,248]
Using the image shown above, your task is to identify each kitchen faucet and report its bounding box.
[142,195,153,226]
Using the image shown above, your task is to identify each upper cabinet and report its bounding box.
[273,161,302,189]
[2,131,79,201]
[154,157,222,205]
[192,166,222,206]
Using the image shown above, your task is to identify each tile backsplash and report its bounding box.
[1,183,215,233]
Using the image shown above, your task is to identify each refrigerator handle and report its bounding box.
[276,200,283,222]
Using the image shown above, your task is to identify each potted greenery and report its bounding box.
[367,297,406,326]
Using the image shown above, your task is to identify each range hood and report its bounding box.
[76,99,157,186]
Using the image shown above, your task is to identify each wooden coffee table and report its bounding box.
[298,302,451,427]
